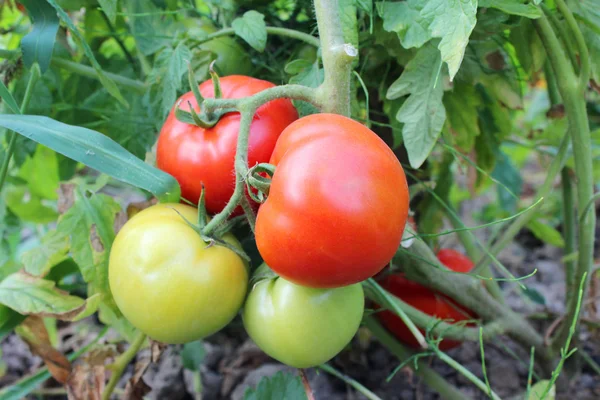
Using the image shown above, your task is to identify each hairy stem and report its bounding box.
[313,0,357,116]
[0,64,40,193]
[102,332,147,400]
[533,11,595,351]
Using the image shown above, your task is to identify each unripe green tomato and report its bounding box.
[243,276,364,368]
[109,203,248,344]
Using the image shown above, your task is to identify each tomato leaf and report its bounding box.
[0,272,88,320]
[181,341,206,371]
[45,0,128,107]
[22,230,69,277]
[479,0,542,19]
[443,82,481,151]
[521,286,546,306]
[98,0,117,24]
[0,115,181,202]
[18,146,60,200]
[386,44,446,168]
[377,0,477,80]
[338,0,359,48]
[5,186,58,224]
[232,11,267,52]
[491,149,523,212]
[243,371,307,400]
[526,219,565,248]
[19,0,59,73]
[124,0,173,55]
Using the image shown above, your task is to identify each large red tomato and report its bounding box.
[255,113,409,288]
[156,76,298,213]
[377,249,475,350]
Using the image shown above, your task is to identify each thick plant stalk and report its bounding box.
[533,7,595,351]
[313,0,357,116]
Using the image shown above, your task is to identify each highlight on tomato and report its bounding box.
[255,113,410,289]
[108,203,248,344]
[376,249,476,350]
[156,76,298,214]
[243,274,364,368]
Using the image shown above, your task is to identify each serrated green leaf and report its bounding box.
[181,341,206,371]
[526,219,565,248]
[376,1,430,49]
[45,0,128,107]
[22,230,69,277]
[527,380,555,400]
[125,0,173,55]
[339,0,359,48]
[479,0,542,19]
[243,371,307,400]
[0,272,87,320]
[19,0,59,73]
[387,45,446,168]
[0,115,180,202]
[5,186,58,224]
[232,11,267,52]
[161,44,192,119]
[422,0,477,80]
[0,80,20,114]
[443,82,481,151]
[18,146,60,200]
[288,60,324,117]
[98,0,118,24]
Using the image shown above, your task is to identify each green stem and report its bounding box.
[555,0,590,90]
[100,11,138,76]
[318,364,383,400]
[364,317,468,400]
[541,4,579,73]
[561,168,577,305]
[313,0,357,116]
[534,12,595,351]
[102,331,147,400]
[202,84,319,112]
[202,110,255,236]
[0,63,40,193]
[194,26,321,48]
[544,61,561,105]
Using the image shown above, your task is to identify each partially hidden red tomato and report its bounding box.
[255,113,409,288]
[376,249,475,350]
[156,76,298,214]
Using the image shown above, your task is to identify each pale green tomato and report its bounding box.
[243,275,364,368]
[109,203,248,344]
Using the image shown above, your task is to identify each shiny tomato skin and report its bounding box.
[243,276,364,368]
[156,76,298,213]
[376,249,475,350]
[109,203,248,344]
[255,113,409,288]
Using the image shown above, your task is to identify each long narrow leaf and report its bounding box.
[0,115,180,202]
[0,81,20,114]
[19,0,60,73]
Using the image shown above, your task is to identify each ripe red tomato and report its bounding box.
[156,76,298,214]
[376,249,475,350]
[255,113,409,288]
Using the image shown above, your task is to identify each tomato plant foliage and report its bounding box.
[0,0,598,399]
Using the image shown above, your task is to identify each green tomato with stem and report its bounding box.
[243,274,364,368]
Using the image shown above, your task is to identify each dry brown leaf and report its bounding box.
[90,225,104,252]
[18,316,71,384]
[57,183,76,214]
[150,340,167,363]
[66,363,105,400]
[123,354,152,400]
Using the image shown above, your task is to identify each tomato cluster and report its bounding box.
[110,76,412,368]
[376,249,476,350]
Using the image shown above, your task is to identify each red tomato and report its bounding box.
[255,113,409,288]
[156,76,298,214]
[376,249,475,350]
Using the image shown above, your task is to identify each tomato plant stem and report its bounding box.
[561,168,577,305]
[102,331,147,400]
[318,364,383,400]
[299,369,315,400]
[554,0,590,90]
[364,317,467,400]
[313,0,357,116]
[0,63,40,193]
[533,8,595,352]
[193,26,321,48]
[435,351,502,400]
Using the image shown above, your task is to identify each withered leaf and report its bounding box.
[57,183,76,214]
[67,363,105,400]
